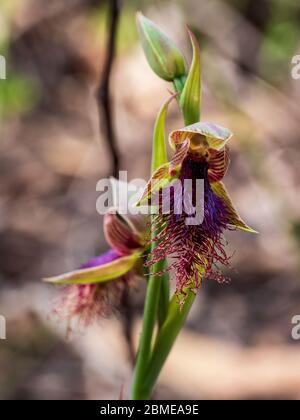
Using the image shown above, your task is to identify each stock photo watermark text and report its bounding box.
[291,55,300,80]
[96,172,205,226]
[0,315,6,340]
[0,55,6,80]
[291,315,300,340]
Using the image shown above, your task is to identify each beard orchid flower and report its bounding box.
[44,209,146,327]
[137,121,256,301]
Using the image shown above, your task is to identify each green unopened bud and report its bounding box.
[136,12,186,82]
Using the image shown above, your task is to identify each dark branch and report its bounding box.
[96,0,135,364]
[96,0,121,178]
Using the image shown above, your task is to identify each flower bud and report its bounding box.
[136,12,186,81]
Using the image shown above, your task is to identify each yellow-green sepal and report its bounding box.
[211,181,258,233]
[135,162,180,208]
[43,252,141,285]
[169,122,232,151]
[152,94,177,172]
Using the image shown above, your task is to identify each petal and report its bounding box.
[109,177,150,229]
[43,252,141,285]
[104,210,144,255]
[108,177,148,238]
[118,211,147,239]
[211,181,257,233]
[169,122,232,151]
[169,139,190,175]
[208,146,230,183]
[135,162,180,207]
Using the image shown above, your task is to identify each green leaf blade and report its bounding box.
[180,30,202,125]
[151,94,176,172]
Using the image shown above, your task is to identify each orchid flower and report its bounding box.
[44,208,146,327]
[130,14,257,400]
[137,122,256,300]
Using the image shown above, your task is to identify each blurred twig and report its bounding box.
[96,0,135,365]
[96,0,120,178]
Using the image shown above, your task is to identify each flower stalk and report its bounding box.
[131,14,255,400]
[131,96,174,400]
[131,17,203,399]
[138,290,196,400]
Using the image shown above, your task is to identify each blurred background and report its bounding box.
[1,0,300,400]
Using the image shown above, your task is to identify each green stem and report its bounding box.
[131,234,162,400]
[157,270,169,327]
[137,291,196,399]
[132,74,189,400]
[173,75,186,95]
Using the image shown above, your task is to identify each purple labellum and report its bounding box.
[80,249,120,269]
[147,154,231,299]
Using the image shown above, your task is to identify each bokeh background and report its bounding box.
[1,0,300,400]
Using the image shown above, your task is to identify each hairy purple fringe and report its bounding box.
[147,155,231,299]
[56,249,128,330]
